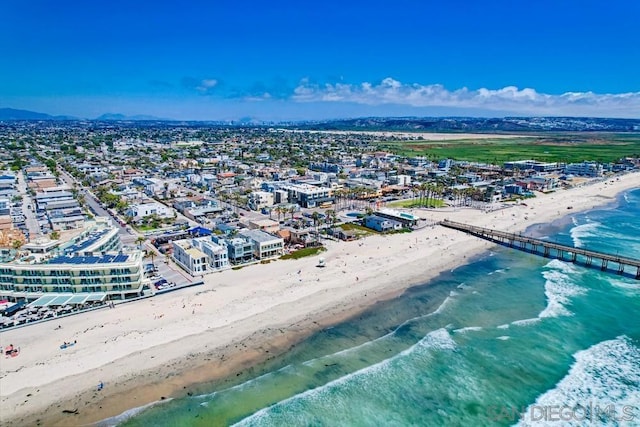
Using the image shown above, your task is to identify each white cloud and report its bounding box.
[196,79,218,93]
[291,78,640,117]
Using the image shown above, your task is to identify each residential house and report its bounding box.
[172,237,229,276]
[238,229,284,259]
[364,215,403,232]
[125,202,172,221]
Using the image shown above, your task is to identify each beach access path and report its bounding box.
[1,171,638,427]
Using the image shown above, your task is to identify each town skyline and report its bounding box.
[3,0,639,120]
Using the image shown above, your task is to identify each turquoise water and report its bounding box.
[114,189,640,427]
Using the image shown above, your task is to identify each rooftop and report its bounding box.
[240,228,282,243]
[62,228,112,254]
[47,254,130,265]
[29,292,107,307]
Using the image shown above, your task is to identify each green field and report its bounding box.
[386,199,446,208]
[281,246,326,260]
[378,134,640,164]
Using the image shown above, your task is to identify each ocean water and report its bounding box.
[115,189,640,427]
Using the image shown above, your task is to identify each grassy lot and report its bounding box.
[281,246,327,260]
[339,222,376,236]
[378,134,640,164]
[134,224,161,232]
[387,199,446,208]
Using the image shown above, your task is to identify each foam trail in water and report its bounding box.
[569,221,600,248]
[453,326,483,334]
[303,293,455,366]
[538,260,586,319]
[92,398,172,427]
[233,329,456,426]
[516,336,640,426]
[608,278,640,293]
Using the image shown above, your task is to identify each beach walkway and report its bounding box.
[440,219,640,280]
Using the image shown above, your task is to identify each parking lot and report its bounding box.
[143,252,195,291]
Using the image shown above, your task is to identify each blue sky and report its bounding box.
[2,0,639,120]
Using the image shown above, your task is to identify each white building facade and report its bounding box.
[172,237,230,276]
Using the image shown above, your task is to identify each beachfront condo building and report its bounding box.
[0,219,144,302]
[564,161,604,177]
[172,237,230,276]
[238,229,284,260]
[0,251,145,302]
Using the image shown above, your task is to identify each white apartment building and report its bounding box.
[172,237,229,276]
[564,161,603,177]
[125,202,173,220]
[0,220,143,302]
[238,229,284,259]
[247,191,274,210]
[279,183,333,208]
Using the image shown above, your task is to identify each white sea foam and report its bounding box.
[457,282,471,290]
[538,262,586,319]
[497,324,510,329]
[233,329,456,426]
[569,221,600,248]
[516,336,640,426]
[453,326,483,334]
[496,336,510,341]
[92,398,173,427]
[608,278,640,293]
[304,294,455,366]
[544,259,578,275]
[511,318,541,327]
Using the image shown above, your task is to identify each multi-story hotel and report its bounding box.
[0,219,145,302]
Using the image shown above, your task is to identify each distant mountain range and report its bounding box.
[94,113,171,121]
[0,108,168,122]
[0,108,77,121]
[1,107,639,132]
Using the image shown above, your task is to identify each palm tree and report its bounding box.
[420,182,429,207]
[311,211,321,246]
[425,183,434,208]
[325,209,337,229]
[136,236,146,249]
[334,189,345,211]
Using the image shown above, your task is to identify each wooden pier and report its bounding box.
[440,220,640,280]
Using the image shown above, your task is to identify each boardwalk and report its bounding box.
[440,220,640,280]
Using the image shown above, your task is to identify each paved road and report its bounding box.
[15,171,42,239]
[57,168,138,245]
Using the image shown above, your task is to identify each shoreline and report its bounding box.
[1,172,639,427]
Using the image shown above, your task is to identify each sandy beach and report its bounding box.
[1,172,638,427]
